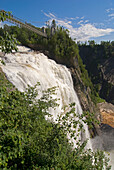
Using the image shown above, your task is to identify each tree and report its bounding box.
[51,19,56,28]
[0,83,111,169]
[0,10,18,54]
[88,40,95,47]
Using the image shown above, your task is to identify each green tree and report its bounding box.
[0,10,18,54]
[51,19,56,28]
[0,31,18,53]
[0,83,111,169]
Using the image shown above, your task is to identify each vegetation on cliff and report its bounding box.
[1,22,79,66]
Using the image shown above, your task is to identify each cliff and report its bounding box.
[79,44,114,105]
[100,57,114,104]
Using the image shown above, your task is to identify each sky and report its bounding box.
[0,0,114,43]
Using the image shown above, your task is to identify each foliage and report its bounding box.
[0,31,18,53]
[47,27,79,61]
[77,54,105,104]
[1,21,79,66]
[77,54,93,88]
[0,78,111,169]
[0,11,19,54]
[0,10,11,22]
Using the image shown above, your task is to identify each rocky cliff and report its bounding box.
[70,67,95,113]
[100,57,114,104]
[79,45,114,105]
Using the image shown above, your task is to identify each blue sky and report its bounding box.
[0,0,114,43]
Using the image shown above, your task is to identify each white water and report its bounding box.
[0,46,92,150]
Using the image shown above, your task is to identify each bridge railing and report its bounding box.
[0,10,47,37]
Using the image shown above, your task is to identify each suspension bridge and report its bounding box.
[1,10,47,38]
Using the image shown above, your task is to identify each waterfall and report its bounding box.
[0,46,92,150]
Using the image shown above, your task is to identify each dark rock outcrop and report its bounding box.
[101,58,114,84]
[70,67,102,137]
[70,67,95,113]
[100,57,114,104]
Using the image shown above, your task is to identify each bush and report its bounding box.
[0,83,111,169]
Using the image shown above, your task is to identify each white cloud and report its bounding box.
[81,16,85,19]
[108,13,114,17]
[44,12,114,42]
[49,13,56,18]
[0,22,4,28]
[67,21,72,24]
[73,24,114,41]
[66,16,80,20]
[43,12,54,18]
[77,20,84,25]
[106,8,114,22]
[84,20,89,23]
[106,8,114,13]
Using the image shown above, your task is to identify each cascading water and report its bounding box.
[0,46,92,150]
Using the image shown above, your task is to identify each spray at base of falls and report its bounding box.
[0,47,92,150]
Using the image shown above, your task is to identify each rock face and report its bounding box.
[98,102,114,128]
[70,67,101,137]
[79,45,114,105]
[101,58,114,85]
[100,57,114,104]
[70,67,95,113]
